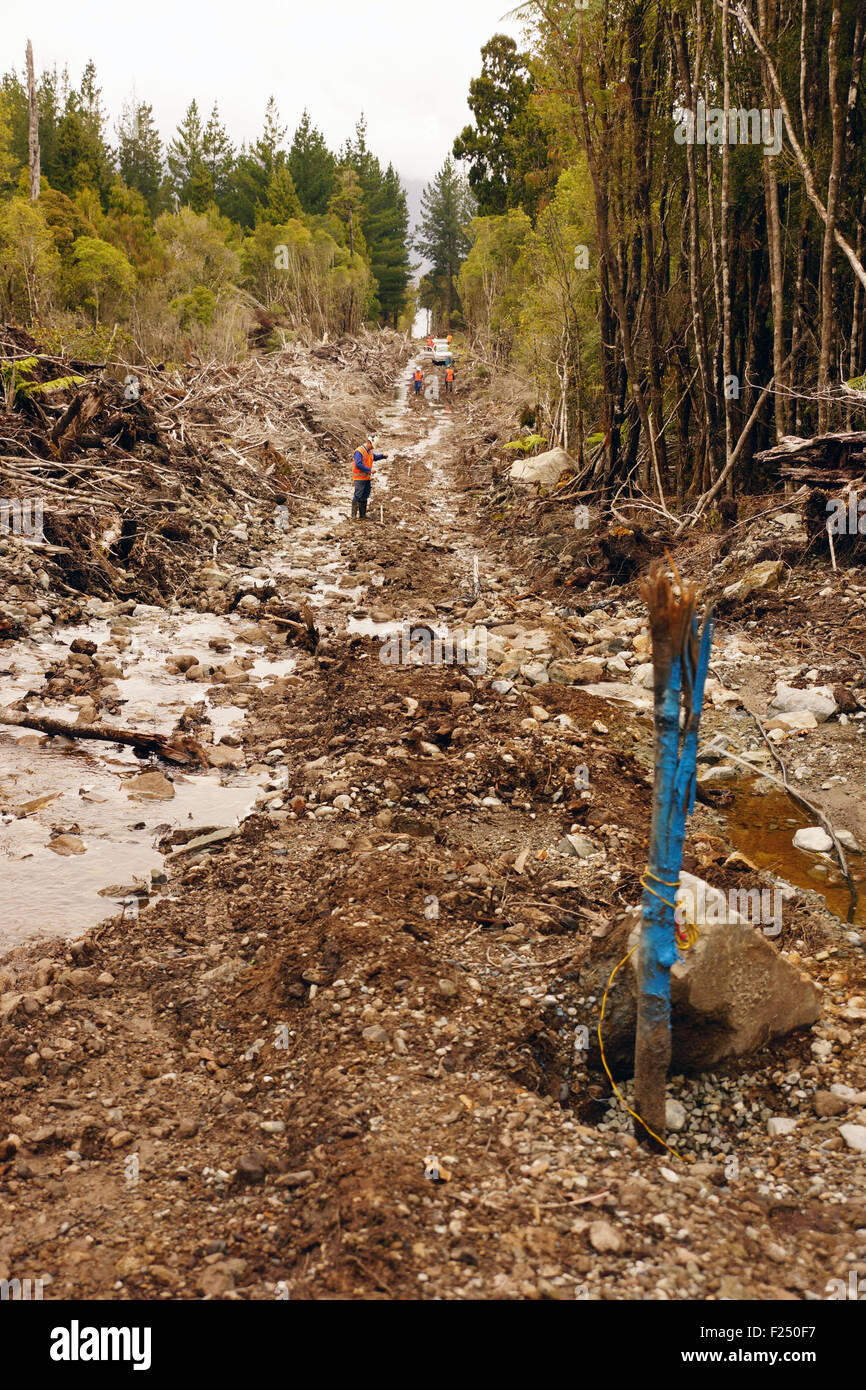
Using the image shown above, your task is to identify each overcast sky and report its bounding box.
[6,1,527,186]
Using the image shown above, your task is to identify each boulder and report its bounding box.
[509,448,575,487]
[548,658,605,685]
[793,826,834,854]
[577,681,653,711]
[722,559,784,601]
[770,682,837,723]
[582,871,821,1076]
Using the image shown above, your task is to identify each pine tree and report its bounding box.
[343,117,411,323]
[116,99,164,216]
[288,110,336,215]
[257,96,287,176]
[222,99,286,229]
[364,163,412,325]
[202,103,234,208]
[167,99,212,211]
[52,62,114,203]
[415,158,475,328]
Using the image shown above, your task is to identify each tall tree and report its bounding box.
[167,99,211,211]
[116,99,164,215]
[288,110,336,215]
[415,157,475,327]
[453,34,552,219]
[202,103,234,208]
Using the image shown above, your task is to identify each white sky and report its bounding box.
[6,1,527,184]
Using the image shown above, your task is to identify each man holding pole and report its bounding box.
[350,434,387,521]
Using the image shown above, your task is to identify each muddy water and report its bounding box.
[724,781,865,926]
[0,358,455,949]
[0,736,263,947]
[0,606,296,947]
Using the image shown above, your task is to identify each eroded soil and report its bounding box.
[0,352,864,1302]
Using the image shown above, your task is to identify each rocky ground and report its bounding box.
[0,341,864,1301]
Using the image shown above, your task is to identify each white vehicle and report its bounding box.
[431,338,453,365]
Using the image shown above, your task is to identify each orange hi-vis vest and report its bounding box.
[414,368,423,382]
[446,368,454,382]
[352,444,374,480]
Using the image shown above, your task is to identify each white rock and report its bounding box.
[839,1123,866,1153]
[509,447,575,487]
[767,1117,798,1137]
[665,1099,687,1133]
[771,683,837,723]
[793,826,833,854]
[765,710,819,732]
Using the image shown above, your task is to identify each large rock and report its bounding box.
[770,682,837,723]
[548,658,605,685]
[722,559,784,601]
[509,448,575,487]
[582,871,821,1076]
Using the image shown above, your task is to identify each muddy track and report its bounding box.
[0,362,864,1302]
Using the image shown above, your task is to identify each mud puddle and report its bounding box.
[0,607,296,947]
[724,781,865,926]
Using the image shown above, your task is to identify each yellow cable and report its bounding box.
[596,871,696,1162]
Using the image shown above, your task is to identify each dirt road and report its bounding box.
[1,356,864,1301]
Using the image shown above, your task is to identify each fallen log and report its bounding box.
[0,709,208,766]
[755,431,866,486]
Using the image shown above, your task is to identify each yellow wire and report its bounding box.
[595,869,696,1163]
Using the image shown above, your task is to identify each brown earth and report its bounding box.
[0,347,864,1302]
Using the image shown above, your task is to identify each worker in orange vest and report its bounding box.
[447,333,453,346]
[412,365,424,398]
[444,365,455,394]
[351,434,387,520]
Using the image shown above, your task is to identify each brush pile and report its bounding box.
[0,325,410,612]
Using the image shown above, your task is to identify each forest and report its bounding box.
[0,59,414,357]
[448,1,866,506]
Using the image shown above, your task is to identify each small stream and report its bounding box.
[0,356,439,950]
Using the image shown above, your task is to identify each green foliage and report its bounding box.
[166,99,212,212]
[169,284,217,329]
[116,100,164,216]
[242,218,371,337]
[415,158,476,328]
[503,432,547,453]
[69,235,135,321]
[453,35,552,219]
[342,118,412,325]
[459,209,532,359]
[288,111,336,216]
[0,58,412,344]
[262,164,302,224]
[155,206,240,296]
[0,196,60,319]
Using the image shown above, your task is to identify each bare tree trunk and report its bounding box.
[26,40,40,202]
[670,8,720,487]
[759,0,788,440]
[818,2,845,430]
